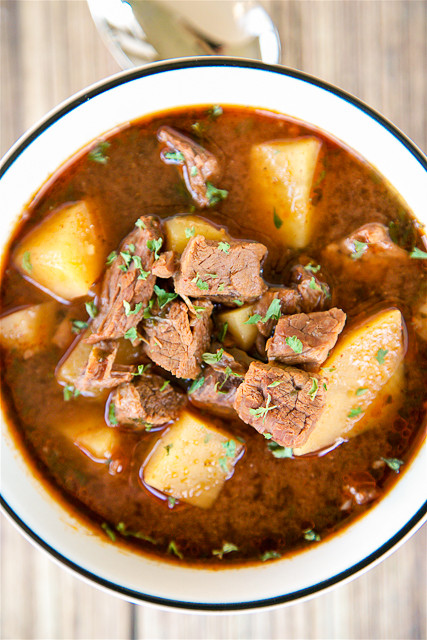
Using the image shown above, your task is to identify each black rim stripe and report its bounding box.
[1,57,426,611]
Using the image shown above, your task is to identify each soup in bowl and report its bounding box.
[1,59,426,610]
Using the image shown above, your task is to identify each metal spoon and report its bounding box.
[87,0,281,68]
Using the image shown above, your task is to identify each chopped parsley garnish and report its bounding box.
[108,402,118,425]
[303,528,321,542]
[309,277,322,291]
[356,387,368,396]
[106,251,118,265]
[409,247,427,259]
[249,393,277,423]
[193,304,206,318]
[143,300,154,319]
[263,433,273,439]
[88,141,110,164]
[214,381,227,394]
[22,251,32,273]
[212,542,238,559]
[222,439,237,458]
[244,313,262,325]
[71,319,89,334]
[375,348,388,365]
[218,241,230,253]
[305,262,321,273]
[348,406,363,418]
[164,150,184,162]
[321,366,336,373]
[285,335,303,353]
[101,522,116,542]
[233,299,244,307]
[381,457,404,473]
[191,122,206,137]
[123,300,143,316]
[164,443,173,455]
[217,283,225,292]
[192,273,209,290]
[218,322,228,342]
[167,496,176,508]
[313,169,326,188]
[260,550,281,562]
[202,348,224,364]
[160,380,170,392]
[131,255,150,280]
[124,327,139,342]
[219,366,243,389]
[263,298,281,322]
[116,522,157,544]
[63,384,80,402]
[154,284,177,308]
[188,376,205,394]
[273,208,283,229]
[85,300,98,319]
[267,380,282,388]
[119,249,133,271]
[185,226,195,238]
[146,237,163,260]
[167,540,183,559]
[206,182,228,206]
[218,457,229,473]
[267,442,293,458]
[308,377,319,401]
[190,166,198,176]
[351,239,368,260]
[208,105,223,120]
[133,364,151,377]
[135,218,146,229]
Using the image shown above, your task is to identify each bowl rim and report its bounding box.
[1,56,426,612]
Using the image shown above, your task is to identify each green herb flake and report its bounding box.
[146,237,163,260]
[218,322,228,342]
[218,457,229,473]
[208,105,223,120]
[233,299,244,307]
[108,402,118,425]
[71,320,89,334]
[124,327,139,342]
[309,277,322,291]
[143,300,154,319]
[267,380,282,388]
[249,393,278,423]
[206,182,228,206]
[263,433,273,439]
[88,141,110,164]
[191,122,206,137]
[212,542,238,559]
[375,348,388,365]
[160,380,170,392]
[244,313,262,325]
[135,218,146,230]
[133,363,150,377]
[308,377,319,401]
[164,443,173,456]
[106,251,118,266]
[219,366,243,389]
[22,251,32,273]
[202,348,224,365]
[260,550,281,562]
[313,169,326,188]
[218,283,225,292]
[192,273,209,290]
[167,496,176,508]
[381,457,404,473]
[356,387,368,396]
[193,304,206,319]
[85,300,98,319]
[351,239,368,260]
[190,166,198,176]
[185,226,195,238]
[263,298,281,323]
[303,528,321,542]
[267,442,293,458]
[188,376,205,394]
[285,335,303,354]
[116,522,157,544]
[167,540,183,559]
[348,406,363,418]
[101,522,116,542]
[321,366,336,374]
[409,247,427,259]
[222,440,236,458]
[164,150,184,163]
[154,284,178,308]
[63,384,80,402]
[273,208,283,229]
[123,300,143,316]
[218,241,230,253]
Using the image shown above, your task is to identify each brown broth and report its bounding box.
[1,106,426,566]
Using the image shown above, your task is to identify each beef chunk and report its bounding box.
[75,341,135,393]
[110,373,186,428]
[340,223,407,259]
[151,250,178,279]
[158,126,221,207]
[142,299,212,379]
[234,361,326,447]
[174,235,267,304]
[253,287,301,337]
[88,216,162,344]
[290,264,331,313]
[266,308,346,366]
[189,348,248,417]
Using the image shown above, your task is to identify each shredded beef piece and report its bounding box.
[267,308,346,366]
[75,341,135,393]
[234,361,326,447]
[189,348,248,417]
[110,373,186,428]
[157,126,220,207]
[151,250,178,279]
[142,299,212,379]
[174,235,267,304]
[88,216,162,344]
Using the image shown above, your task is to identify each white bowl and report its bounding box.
[1,58,426,611]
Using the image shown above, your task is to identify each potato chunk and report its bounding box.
[294,308,405,455]
[56,330,97,396]
[143,410,244,509]
[61,407,119,462]
[217,304,257,350]
[249,137,321,249]
[13,201,107,301]
[0,302,58,358]
[164,214,229,254]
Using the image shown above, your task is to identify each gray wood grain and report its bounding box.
[1,1,426,638]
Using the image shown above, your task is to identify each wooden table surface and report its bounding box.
[1,1,426,639]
